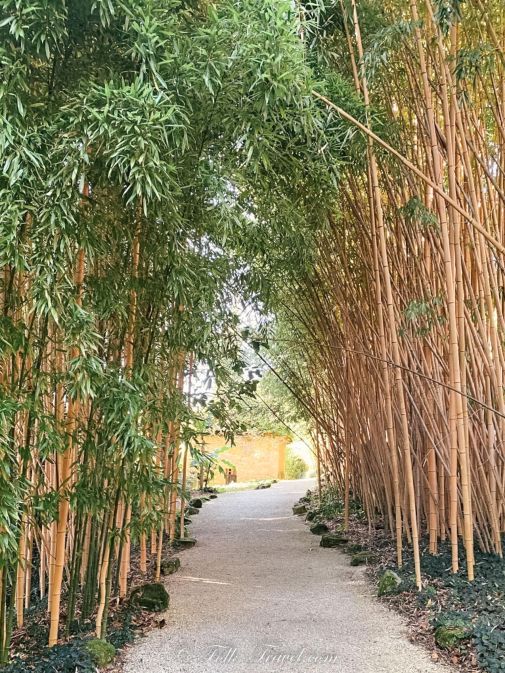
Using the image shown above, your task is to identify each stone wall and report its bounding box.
[202,433,289,485]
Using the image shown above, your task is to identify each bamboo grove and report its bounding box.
[269,0,505,591]
[4,0,505,663]
[0,0,348,660]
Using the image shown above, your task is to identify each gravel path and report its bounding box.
[123,479,451,673]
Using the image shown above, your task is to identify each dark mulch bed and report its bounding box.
[5,543,174,673]
[5,489,222,671]
[298,487,505,673]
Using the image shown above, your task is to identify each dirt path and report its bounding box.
[123,479,451,673]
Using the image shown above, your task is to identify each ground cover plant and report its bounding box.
[302,486,505,673]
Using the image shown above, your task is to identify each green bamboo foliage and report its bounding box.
[0,0,342,659]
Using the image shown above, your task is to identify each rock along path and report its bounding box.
[123,479,451,673]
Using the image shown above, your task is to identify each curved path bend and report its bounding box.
[123,479,450,673]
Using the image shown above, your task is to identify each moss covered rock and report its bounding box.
[320,533,348,548]
[377,570,402,596]
[84,639,116,668]
[305,510,319,522]
[292,503,307,515]
[186,506,199,515]
[310,522,329,535]
[433,614,472,649]
[175,536,197,549]
[350,551,376,566]
[435,625,471,649]
[130,582,169,612]
[189,498,203,508]
[347,543,363,553]
[160,557,181,576]
[209,494,218,499]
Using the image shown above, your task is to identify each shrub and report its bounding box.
[318,485,343,519]
[285,448,308,479]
